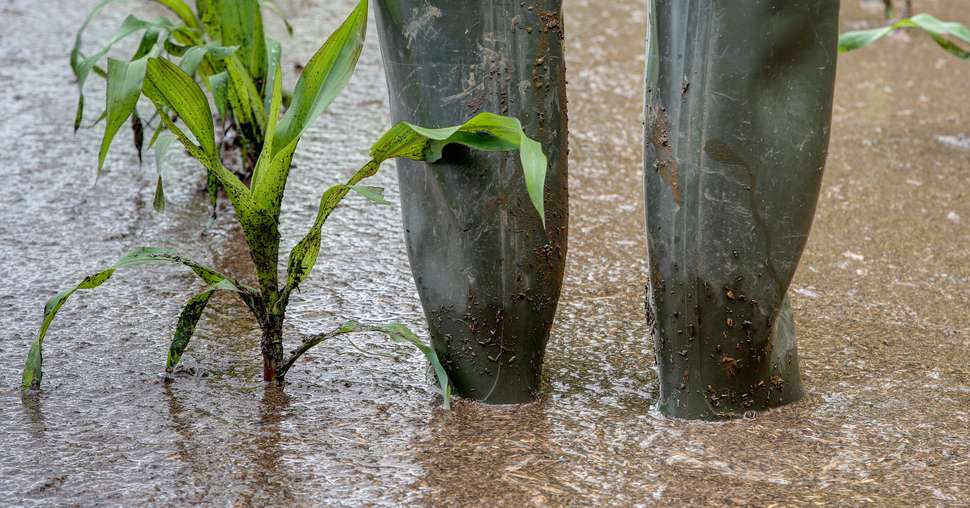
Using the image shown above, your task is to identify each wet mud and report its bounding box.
[1,0,968,506]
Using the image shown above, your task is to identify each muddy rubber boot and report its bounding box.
[644,0,840,419]
[375,0,568,403]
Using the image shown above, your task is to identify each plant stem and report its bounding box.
[260,310,285,383]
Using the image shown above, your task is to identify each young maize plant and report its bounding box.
[25,0,548,410]
[74,0,294,204]
[839,13,970,59]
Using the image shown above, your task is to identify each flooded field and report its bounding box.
[1,0,967,505]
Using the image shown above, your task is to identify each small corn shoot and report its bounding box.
[24,0,549,411]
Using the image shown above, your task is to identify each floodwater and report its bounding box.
[1,0,967,505]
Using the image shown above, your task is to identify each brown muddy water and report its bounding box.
[1,0,968,506]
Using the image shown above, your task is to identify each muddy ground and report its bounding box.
[0,0,967,506]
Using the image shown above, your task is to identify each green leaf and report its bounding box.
[72,15,162,131]
[259,0,294,36]
[283,113,550,299]
[908,13,970,59]
[252,0,368,217]
[217,0,267,90]
[280,154,381,298]
[263,39,282,116]
[142,58,260,238]
[154,175,167,213]
[153,130,177,213]
[376,323,451,410]
[154,0,199,29]
[838,25,895,53]
[209,71,230,119]
[351,185,391,205]
[839,14,970,59]
[261,60,284,159]
[196,0,221,41]
[222,52,266,143]
[143,57,217,156]
[98,57,150,173]
[179,44,236,77]
[22,247,251,390]
[166,279,238,370]
[284,183,353,294]
[370,112,548,226]
[142,58,277,289]
[340,322,451,410]
[131,27,162,61]
[70,0,130,83]
[270,0,368,158]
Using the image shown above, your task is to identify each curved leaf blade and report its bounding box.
[370,112,548,225]
[73,15,158,131]
[343,322,451,410]
[166,279,240,370]
[839,14,970,59]
[144,57,217,156]
[22,247,250,390]
[153,130,177,212]
[259,0,294,36]
[350,185,391,205]
[98,57,149,173]
[153,0,198,29]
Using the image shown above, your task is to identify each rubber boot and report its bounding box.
[375,0,568,403]
[643,0,840,419]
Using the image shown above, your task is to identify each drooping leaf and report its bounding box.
[131,109,145,164]
[280,321,452,409]
[337,322,451,410]
[72,15,163,131]
[839,13,970,59]
[283,113,550,299]
[259,0,294,36]
[375,323,452,410]
[166,279,239,370]
[908,13,970,59]
[99,56,150,173]
[143,57,217,156]
[153,0,199,29]
[142,58,260,233]
[179,44,237,77]
[71,0,127,79]
[153,130,177,212]
[350,185,391,205]
[22,247,252,390]
[370,112,548,225]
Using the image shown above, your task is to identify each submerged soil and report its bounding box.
[1,0,967,505]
